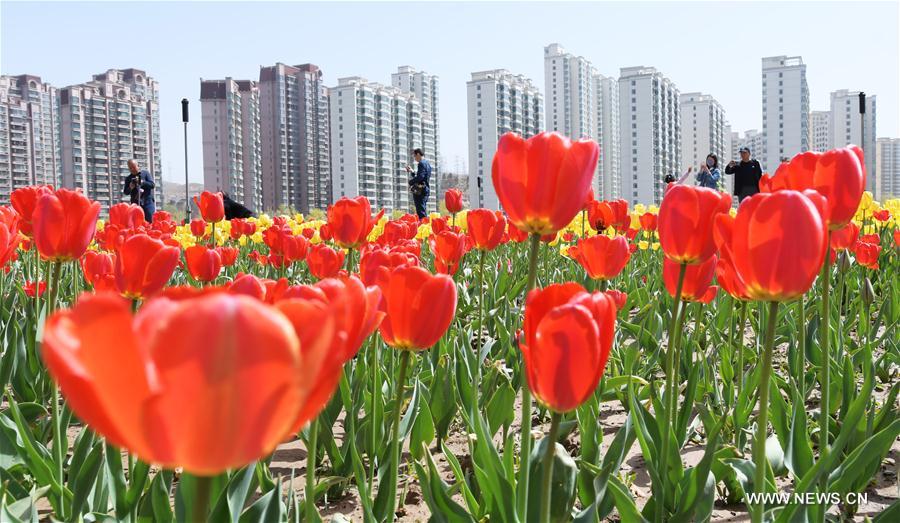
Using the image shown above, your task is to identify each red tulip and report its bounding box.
[658,185,731,264]
[573,235,630,281]
[307,243,346,280]
[444,188,464,214]
[429,230,468,275]
[872,209,891,222]
[521,283,615,412]
[762,147,865,230]
[108,203,146,230]
[193,191,225,223]
[604,289,628,311]
[859,233,880,245]
[10,185,53,237]
[185,245,223,282]
[115,234,180,299]
[301,228,315,240]
[894,230,900,247]
[663,255,718,303]
[507,223,529,243]
[190,219,206,238]
[81,250,114,290]
[153,210,173,223]
[41,292,341,475]
[0,206,21,269]
[327,196,383,249]
[492,131,598,235]
[467,209,506,251]
[714,190,827,302]
[587,200,629,232]
[830,222,860,251]
[277,276,383,430]
[217,246,239,267]
[229,273,268,301]
[33,189,101,262]
[24,280,46,297]
[639,213,658,232]
[377,265,457,351]
[853,240,881,270]
[358,246,419,287]
[264,226,309,263]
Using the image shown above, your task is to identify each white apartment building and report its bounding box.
[200,78,262,211]
[392,65,440,212]
[829,90,876,191]
[0,75,61,204]
[679,92,726,173]
[544,44,594,140]
[258,63,331,214]
[467,70,543,210]
[594,73,621,199]
[810,110,832,152]
[59,68,161,210]
[762,56,809,171]
[330,77,423,213]
[875,138,899,201]
[618,66,680,205]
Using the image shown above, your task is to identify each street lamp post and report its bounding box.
[182,98,191,222]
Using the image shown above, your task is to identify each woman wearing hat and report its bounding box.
[725,146,763,202]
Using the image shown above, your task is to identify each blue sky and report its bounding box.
[2,1,898,183]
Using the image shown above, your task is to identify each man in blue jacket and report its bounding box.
[123,159,156,222]
[406,148,431,219]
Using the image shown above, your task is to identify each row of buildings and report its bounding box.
[200,64,440,214]
[1,50,898,212]
[0,69,161,207]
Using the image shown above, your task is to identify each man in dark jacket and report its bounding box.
[123,159,156,222]
[725,147,763,202]
[406,148,432,219]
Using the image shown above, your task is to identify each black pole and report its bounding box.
[859,92,866,188]
[182,98,191,222]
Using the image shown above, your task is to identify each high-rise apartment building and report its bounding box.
[544,44,594,140]
[466,70,543,210]
[761,56,809,171]
[59,68,161,210]
[200,78,262,211]
[0,75,61,204]
[330,76,423,212]
[258,63,331,213]
[875,138,899,201]
[679,92,726,173]
[810,110,832,152]
[392,65,440,209]
[594,73,620,199]
[829,90,876,190]
[618,66,680,205]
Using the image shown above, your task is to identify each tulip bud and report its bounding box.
[837,250,852,273]
[861,277,876,307]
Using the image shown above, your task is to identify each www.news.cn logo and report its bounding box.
[745,492,869,505]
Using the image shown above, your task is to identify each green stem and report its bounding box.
[478,248,486,379]
[796,295,806,389]
[47,260,66,519]
[656,262,687,523]
[192,475,213,522]
[306,418,319,521]
[735,300,749,449]
[388,350,411,518]
[369,337,379,491]
[517,233,542,522]
[751,301,779,523]
[539,412,562,523]
[819,233,832,469]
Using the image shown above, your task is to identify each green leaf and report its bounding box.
[70,439,104,516]
[828,419,900,494]
[784,388,814,481]
[209,465,257,523]
[410,387,436,460]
